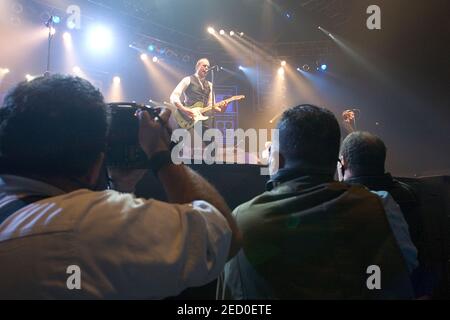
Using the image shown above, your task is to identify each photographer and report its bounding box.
[0,74,241,299]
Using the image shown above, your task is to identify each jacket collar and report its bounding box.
[345,173,395,189]
[266,165,335,191]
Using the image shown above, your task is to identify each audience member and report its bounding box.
[0,74,241,299]
[340,131,431,297]
[225,105,417,299]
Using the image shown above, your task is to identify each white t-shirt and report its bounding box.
[0,175,231,299]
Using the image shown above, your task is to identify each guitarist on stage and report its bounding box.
[169,58,227,131]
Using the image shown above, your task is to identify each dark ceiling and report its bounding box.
[76,0,355,49]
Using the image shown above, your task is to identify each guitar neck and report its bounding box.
[201,98,234,113]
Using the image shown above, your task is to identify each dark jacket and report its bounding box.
[225,168,414,299]
[345,173,435,298]
[345,174,421,247]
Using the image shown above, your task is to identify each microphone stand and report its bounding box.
[45,16,55,76]
[209,65,219,129]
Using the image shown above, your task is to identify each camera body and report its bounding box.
[106,102,160,168]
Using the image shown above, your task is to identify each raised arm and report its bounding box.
[170,77,195,119]
[138,109,241,259]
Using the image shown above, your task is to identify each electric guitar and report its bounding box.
[166,95,245,130]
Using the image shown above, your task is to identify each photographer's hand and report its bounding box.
[137,107,172,158]
[108,108,172,193]
[108,168,148,193]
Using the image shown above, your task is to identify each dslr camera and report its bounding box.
[106,102,166,168]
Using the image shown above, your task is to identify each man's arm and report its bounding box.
[157,164,241,259]
[170,77,189,106]
[138,109,241,259]
[170,77,195,119]
[373,191,418,274]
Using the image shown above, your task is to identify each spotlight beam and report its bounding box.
[269,111,285,124]
[220,67,247,81]
[107,76,124,102]
[323,30,396,88]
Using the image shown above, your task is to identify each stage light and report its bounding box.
[67,20,76,30]
[63,32,71,42]
[240,32,244,37]
[296,67,301,72]
[1,68,10,74]
[87,25,113,52]
[320,64,328,71]
[52,16,61,24]
[238,66,244,71]
[72,66,81,74]
[219,29,225,35]
[148,45,155,52]
[50,27,56,36]
[140,53,148,61]
[303,64,310,72]
[318,26,334,39]
[277,67,285,76]
[230,31,235,36]
[25,74,34,82]
[109,76,124,101]
[281,61,286,67]
[207,27,215,34]
[152,56,158,63]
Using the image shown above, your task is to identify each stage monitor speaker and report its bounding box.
[136,163,268,211]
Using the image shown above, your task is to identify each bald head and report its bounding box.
[340,131,387,176]
[195,58,210,72]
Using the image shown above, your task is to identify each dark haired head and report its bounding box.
[0,74,107,177]
[340,131,386,176]
[277,104,341,170]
